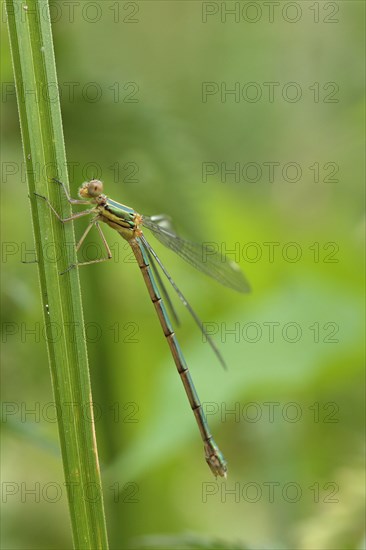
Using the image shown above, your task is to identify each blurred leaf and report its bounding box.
[131,532,252,550]
[105,274,363,482]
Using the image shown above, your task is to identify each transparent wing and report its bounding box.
[139,235,227,370]
[143,215,251,293]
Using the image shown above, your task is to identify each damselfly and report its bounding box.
[35,179,250,477]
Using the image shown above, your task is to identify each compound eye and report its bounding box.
[88,179,103,196]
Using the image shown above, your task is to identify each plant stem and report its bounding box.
[5,1,109,547]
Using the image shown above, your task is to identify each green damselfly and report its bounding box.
[35,179,250,477]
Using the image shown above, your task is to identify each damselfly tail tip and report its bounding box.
[204,440,227,478]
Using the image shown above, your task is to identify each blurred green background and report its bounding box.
[1,1,365,549]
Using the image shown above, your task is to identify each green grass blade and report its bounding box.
[5,1,109,547]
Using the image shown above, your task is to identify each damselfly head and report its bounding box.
[79,179,104,199]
